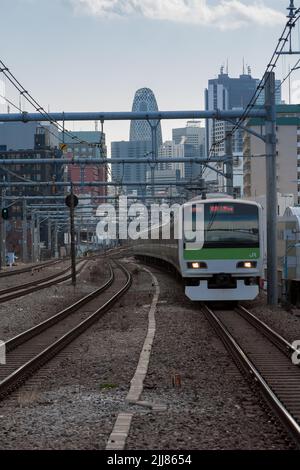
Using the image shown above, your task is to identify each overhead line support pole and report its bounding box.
[148,119,160,199]
[54,221,59,259]
[69,184,76,286]
[0,190,6,270]
[265,71,278,306]
[225,132,233,196]
[22,199,28,263]
[31,211,35,262]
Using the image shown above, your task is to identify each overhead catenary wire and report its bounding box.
[201,7,300,183]
[3,21,293,193]
[0,79,109,192]
[0,92,66,144]
[276,56,300,91]
[207,7,300,163]
[0,93,66,193]
[0,59,107,155]
[0,58,84,144]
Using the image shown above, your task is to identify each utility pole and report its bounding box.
[67,184,77,286]
[149,120,160,199]
[47,218,52,257]
[0,219,3,271]
[0,190,6,269]
[151,127,157,198]
[36,213,40,262]
[31,211,35,262]
[0,194,3,270]
[0,218,2,271]
[22,199,28,263]
[54,221,59,258]
[225,131,233,196]
[77,226,81,251]
[265,71,278,306]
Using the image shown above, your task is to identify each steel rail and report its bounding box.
[5,263,114,353]
[0,263,72,296]
[236,305,298,359]
[202,304,300,448]
[0,261,132,399]
[0,258,63,278]
[0,260,87,303]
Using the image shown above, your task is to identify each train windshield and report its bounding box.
[203,203,259,248]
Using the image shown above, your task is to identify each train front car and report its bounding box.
[179,198,263,301]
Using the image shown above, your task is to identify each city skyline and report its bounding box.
[0,0,295,150]
[0,3,299,449]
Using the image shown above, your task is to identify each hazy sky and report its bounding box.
[0,0,298,150]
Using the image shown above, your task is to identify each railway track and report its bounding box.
[0,260,132,400]
[0,250,104,279]
[0,250,122,303]
[0,259,88,303]
[202,304,300,448]
[0,258,64,278]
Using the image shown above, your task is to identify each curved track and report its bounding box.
[0,260,132,400]
[0,260,88,303]
[0,258,64,278]
[0,250,127,303]
[0,250,107,279]
[202,304,300,448]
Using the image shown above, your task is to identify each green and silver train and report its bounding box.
[133,195,264,301]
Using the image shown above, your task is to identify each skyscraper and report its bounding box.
[172,121,205,180]
[255,79,282,106]
[112,88,163,196]
[205,68,257,155]
[129,88,162,146]
[205,67,282,155]
[204,67,282,195]
[111,140,152,196]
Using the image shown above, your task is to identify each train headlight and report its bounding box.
[188,262,207,269]
[237,261,257,268]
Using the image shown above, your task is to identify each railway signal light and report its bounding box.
[65,194,79,208]
[1,208,9,220]
[65,189,78,286]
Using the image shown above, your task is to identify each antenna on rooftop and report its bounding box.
[287,0,296,18]
[280,1,300,54]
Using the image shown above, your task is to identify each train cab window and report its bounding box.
[204,203,259,249]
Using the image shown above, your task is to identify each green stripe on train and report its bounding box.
[183,247,260,260]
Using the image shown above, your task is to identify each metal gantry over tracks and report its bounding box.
[0,78,278,304]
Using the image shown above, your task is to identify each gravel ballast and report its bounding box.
[243,294,300,344]
[0,258,110,341]
[126,265,295,450]
[0,259,71,291]
[0,258,296,449]
[0,261,151,449]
